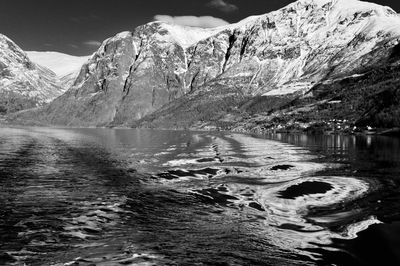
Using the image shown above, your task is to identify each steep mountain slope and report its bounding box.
[16,27,222,126]
[136,0,400,130]
[226,56,400,134]
[0,34,64,114]
[12,0,400,128]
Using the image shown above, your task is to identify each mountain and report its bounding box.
[0,34,65,115]
[11,0,400,130]
[26,51,90,77]
[26,51,91,91]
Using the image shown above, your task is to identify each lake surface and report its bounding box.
[0,127,399,265]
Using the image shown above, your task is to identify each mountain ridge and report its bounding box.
[8,0,400,131]
[0,34,66,114]
[26,51,91,77]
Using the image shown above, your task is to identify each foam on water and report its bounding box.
[157,132,377,260]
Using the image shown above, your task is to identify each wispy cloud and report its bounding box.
[153,15,229,28]
[69,44,79,49]
[206,0,238,13]
[83,40,102,47]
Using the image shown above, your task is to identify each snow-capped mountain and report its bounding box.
[26,51,90,77]
[12,0,400,127]
[0,34,65,114]
[26,51,91,90]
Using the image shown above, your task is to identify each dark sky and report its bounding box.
[1,0,399,56]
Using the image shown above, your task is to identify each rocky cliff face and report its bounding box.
[12,0,400,127]
[190,0,400,96]
[0,34,64,114]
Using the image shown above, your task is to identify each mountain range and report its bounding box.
[4,0,400,132]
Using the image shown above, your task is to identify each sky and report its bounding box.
[1,0,399,56]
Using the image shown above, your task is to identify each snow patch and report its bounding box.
[263,82,313,96]
[152,22,224,48]
[27,51,90,77]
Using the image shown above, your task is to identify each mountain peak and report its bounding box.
[147,21,224,48]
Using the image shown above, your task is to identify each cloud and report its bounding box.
[207,0,238,13]
[153,15,229,28]
[83,40,102,47]
[68,44,79,49]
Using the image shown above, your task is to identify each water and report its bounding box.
[0,127,399,265]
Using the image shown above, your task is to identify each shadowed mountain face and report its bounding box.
[9,0,400,128]
[0,34,64,115]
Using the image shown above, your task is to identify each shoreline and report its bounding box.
[1,119,400,138]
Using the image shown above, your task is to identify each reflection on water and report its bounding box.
[0,128,399,265]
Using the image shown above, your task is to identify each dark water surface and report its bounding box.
[264,133,400,266]
[0,128,399,265]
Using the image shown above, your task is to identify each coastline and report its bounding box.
[2,116,400,138]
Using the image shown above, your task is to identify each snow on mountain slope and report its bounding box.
[0,34,64,114]
[148,22,223,48]
[26,51,90,77]
[221,0,400,95]
[12,0,400,126]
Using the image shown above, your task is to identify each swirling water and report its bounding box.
[0,127,399,265]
